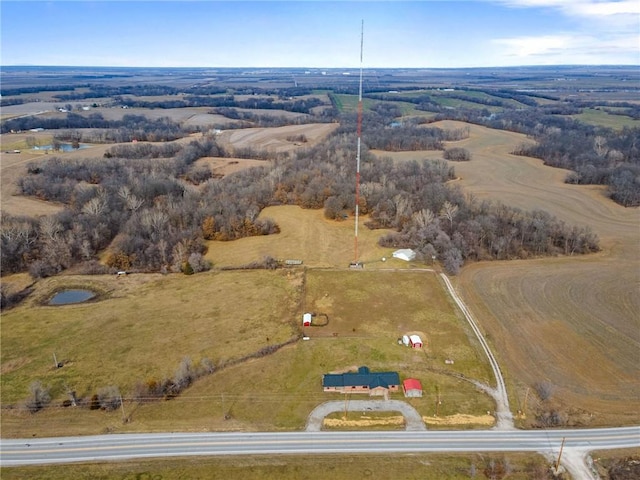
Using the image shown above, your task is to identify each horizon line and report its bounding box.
[2,63,639,70]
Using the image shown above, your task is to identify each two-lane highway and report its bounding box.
[2,427,639,466]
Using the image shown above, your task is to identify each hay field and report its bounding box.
[205,205,397,268]
[0,132,66,217]
[215,122,338,154]
[0,270,298,407]
[375,121,640,426]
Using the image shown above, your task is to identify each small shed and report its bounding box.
[392,249,416,262]
[302,313,312,327]
[403,378,423,397]
[409,334,423,348]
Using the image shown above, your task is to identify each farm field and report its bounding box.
[376,120,640,426]
[570,108,640,130]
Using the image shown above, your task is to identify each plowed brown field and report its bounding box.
[376,121,640,426]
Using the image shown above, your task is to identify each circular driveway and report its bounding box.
[306,399,427,431]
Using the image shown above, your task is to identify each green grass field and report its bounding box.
[571,107,639,129]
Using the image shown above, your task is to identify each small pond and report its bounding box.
[33,143,91,152]
[49,289,96,305]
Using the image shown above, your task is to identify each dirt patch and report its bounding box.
[323,415,405,429]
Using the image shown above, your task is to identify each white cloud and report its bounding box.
[493,0,640,16]
[493,34,576,58]
[488,0,639,64]
[492,32,639,64]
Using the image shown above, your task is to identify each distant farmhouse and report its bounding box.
[322,366,399,396]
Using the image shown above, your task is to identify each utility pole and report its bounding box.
[352,20,364,268]
[119,394,127,423]
[555,437,566,473]
[522,387,530,417]
[343,393,350,420]
[53,352,59,368]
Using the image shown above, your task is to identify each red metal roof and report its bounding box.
[403,378,422,391]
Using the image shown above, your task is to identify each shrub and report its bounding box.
[443,147,471,161]
[25,381,51,413]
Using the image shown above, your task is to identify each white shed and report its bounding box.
[302,313,312,327]
[392,249,416,262]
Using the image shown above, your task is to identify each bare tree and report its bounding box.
[97,385,121,411]
[439,201,459,230]
[39,216,63,240]
[25,381,51,413]
[82,195,108,216]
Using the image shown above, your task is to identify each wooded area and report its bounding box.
[3,67,637,284]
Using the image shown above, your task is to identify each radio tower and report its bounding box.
[351,20,364,269]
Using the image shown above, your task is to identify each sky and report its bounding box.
[1,0,639,68]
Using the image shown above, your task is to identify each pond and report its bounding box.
[33,143,91,152]
[49,289,96,305]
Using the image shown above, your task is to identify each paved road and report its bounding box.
[2,427,638,470]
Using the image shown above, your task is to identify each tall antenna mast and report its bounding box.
[352,19,364,268]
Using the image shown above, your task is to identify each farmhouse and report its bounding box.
[403,378,423,398]
[392,249,416,261]
[322,366,399,396]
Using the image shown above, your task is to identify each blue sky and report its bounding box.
[1,1,638,68]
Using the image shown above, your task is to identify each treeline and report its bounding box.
[1,113,188,141]
[116,94,325,114]
[334,111,469,152]
[0,84,81,97]
[209,107,336,128]
[50,83,317,101]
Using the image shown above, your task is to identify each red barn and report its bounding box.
[403,378,423,398]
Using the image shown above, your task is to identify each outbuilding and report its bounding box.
[302,313,312,327]
[392,249,416,262]
[409,334,423,348]
[403,378,423,398]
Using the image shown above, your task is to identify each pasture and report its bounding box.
[0,261,496,437]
